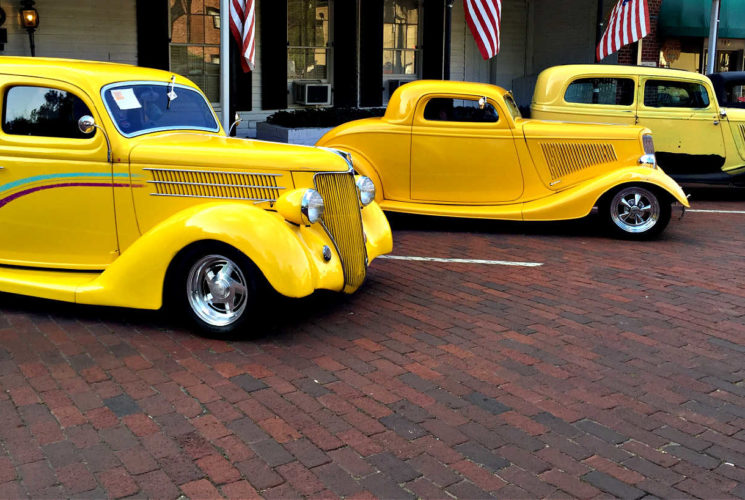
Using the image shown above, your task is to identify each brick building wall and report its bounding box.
[617,0,661,65]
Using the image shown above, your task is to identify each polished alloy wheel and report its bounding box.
[187,254,248,327]
[609,186,660,234]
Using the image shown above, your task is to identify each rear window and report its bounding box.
[723,82,745,107]
[643,80,710,108]
[564,78,635,106]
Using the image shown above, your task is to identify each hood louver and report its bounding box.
[540,142,617,181]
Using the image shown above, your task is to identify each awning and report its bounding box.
[659,0,745,39]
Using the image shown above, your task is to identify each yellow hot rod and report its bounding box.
[0,57,392,334]
[317,80,688,239]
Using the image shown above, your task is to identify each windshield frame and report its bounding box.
[100,81,221,138]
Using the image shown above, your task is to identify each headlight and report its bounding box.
[356,176,376,206]
[640,134,656,168]
[301,189,324,224]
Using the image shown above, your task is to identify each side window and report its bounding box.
[643,80,710,109]
[3,86,93,138]
[423,98,498,123]
[564,78,635,105]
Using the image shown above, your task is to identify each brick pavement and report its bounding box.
[2,197,745,498]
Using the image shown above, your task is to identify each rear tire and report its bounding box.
[603,185,671,240]
[172,244,259,336]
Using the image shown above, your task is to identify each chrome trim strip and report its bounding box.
[149,193,276,202]
[143,168,282,177]
[146,180,285,190]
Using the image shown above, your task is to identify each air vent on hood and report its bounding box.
[540,142,617,181]
[145,168,285,202]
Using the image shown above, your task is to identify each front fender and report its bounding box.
[522,166,689,221]
[76,203,333,309]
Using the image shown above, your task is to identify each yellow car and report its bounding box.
[0,57,392,334]
[317,80,688,239]
[532,65,745,186]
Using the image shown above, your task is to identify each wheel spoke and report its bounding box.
[620,198,632,209]
[219,262,236,280]
[230,280,247,297]
[634,193,641,206]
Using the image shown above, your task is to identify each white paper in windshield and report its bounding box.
[111,89,142,110]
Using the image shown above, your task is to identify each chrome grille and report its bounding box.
[145,168,284,202]
[540,142,617,181]
[314,172,367,292]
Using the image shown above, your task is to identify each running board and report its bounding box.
[0,265,101,303]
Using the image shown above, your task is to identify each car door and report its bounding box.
[410,94,523,204]
[0,77,118,269]
[636,77,726,175]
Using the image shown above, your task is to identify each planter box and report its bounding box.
[256,122,333,146]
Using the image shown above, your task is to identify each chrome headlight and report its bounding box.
[356,176,376,206]
[300,189,324,224]
[640,134,657,168]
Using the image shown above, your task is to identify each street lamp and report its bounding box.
[19,0,38,57]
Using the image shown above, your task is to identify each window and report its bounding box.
[724,82,745,107]
[565,78,635,106]
[287,0,329,81]
[644,80,710,108]
[3,86,93,138]
[383,0,420,77]
[169,0,221,102]
[102,83,219,137]
[423,98,499,123]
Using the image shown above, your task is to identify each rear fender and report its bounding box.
[76,203,318,309]
[522,166,689,221]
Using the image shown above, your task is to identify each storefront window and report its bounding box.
[287,0,330,81]
[383,0,420,77]
[169,0,221,102]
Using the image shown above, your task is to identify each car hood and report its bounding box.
[128,132,350,173]
[519,118,645,140]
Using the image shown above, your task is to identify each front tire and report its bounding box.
[174,244,259,336]
[604,185,671,239]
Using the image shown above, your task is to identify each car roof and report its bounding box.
[385,80,510,123]
[0,57,197,98]
[533,64,712,106]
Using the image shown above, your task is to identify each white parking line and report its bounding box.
[687,209,745,214]
[378,255,544,267]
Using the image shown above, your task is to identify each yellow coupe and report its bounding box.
[317,80,689,239]
[0,57,392,334]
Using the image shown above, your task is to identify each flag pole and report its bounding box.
[220,0,230,133]
[706,0,720,74]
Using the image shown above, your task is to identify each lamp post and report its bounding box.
[20,0,38,57]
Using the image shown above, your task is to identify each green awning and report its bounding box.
[659,0,745,39]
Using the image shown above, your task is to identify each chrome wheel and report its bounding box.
[609,186,660,234]
[187,254,249,327]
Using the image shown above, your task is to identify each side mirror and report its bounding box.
[78,115,113,163]
[478,96,487,110]
[228,112,242,136]
[78,115,96,134]
[720,109,728,119]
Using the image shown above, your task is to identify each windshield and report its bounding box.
[102,82,220,137]
[503,93,522,119]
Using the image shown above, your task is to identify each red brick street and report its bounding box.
[2,193,745,499]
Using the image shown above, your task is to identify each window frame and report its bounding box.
[286,0,332,85]
[2,84,95,140]
[382,0,423,80]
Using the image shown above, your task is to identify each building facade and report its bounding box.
[3,0,741,136]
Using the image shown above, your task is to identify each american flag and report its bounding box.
[597,0,650,61]
[229,0,255,72]
[463,0,502,60]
